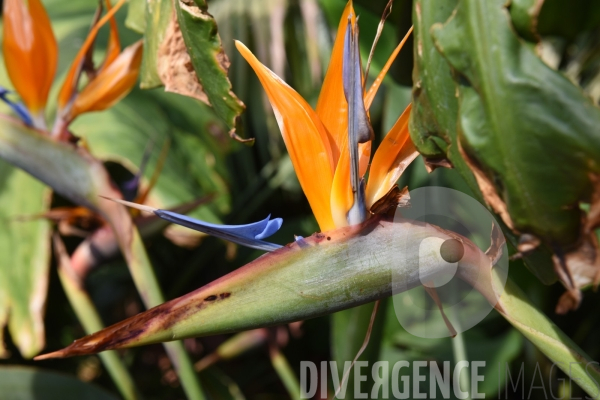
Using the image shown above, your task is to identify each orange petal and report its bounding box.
[358,141,371,177]
[364,26,413,109]
[69,40,143,119]
[236,41,336,231]
[57,0,126,110]
[102,0,122,69]
[2,0,57,120]
[365,103,418,208]
[330,141,352,228]
[329,141,371,228]
[315,0,355,154]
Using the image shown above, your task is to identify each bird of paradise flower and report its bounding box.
[236,0,417,232]
[1,0,141,138]
[32,1,456,367]
[107,0,416,252]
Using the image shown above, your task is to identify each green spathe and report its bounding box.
[37,217,499,357]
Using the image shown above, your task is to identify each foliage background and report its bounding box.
[0,0,599,398]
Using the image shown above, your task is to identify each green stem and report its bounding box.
[496,273,600,398]
[450,290,470,400]
[54,236,139,400]
[270,348,301,400]
[122,225,206,400]
[451,331,470,400]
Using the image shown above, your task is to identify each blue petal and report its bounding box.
[0,87,33,126]
[154,209,283,252]
[255,216,283,240]
[342,19,370,225]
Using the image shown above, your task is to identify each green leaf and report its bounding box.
[0,366,119,400]
[175,0,245,133]
[431,0,600,248]
[125,0,146,33]
[496,274,600,398]
[139,0,173,88]
[0,162,51,358]
[410,0,555,284]
[509,0,542,42]
[409,0,478,192]
[409,0,597,286]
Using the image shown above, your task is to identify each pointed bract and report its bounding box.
[237,7,416,230]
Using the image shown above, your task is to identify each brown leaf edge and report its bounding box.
[158,11,210,104]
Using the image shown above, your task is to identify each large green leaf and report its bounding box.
[0,162,51,358]
[409,0,600,287]
[431,0,600,248]
[0,366,118,400]
[409,0,478,192]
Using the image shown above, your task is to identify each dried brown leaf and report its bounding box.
[423,157,453,173]
[517,234,541,254]
[485,222,505,266]
[157,12,210,104]
[369,185,410,216]
[553,233,600,314]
